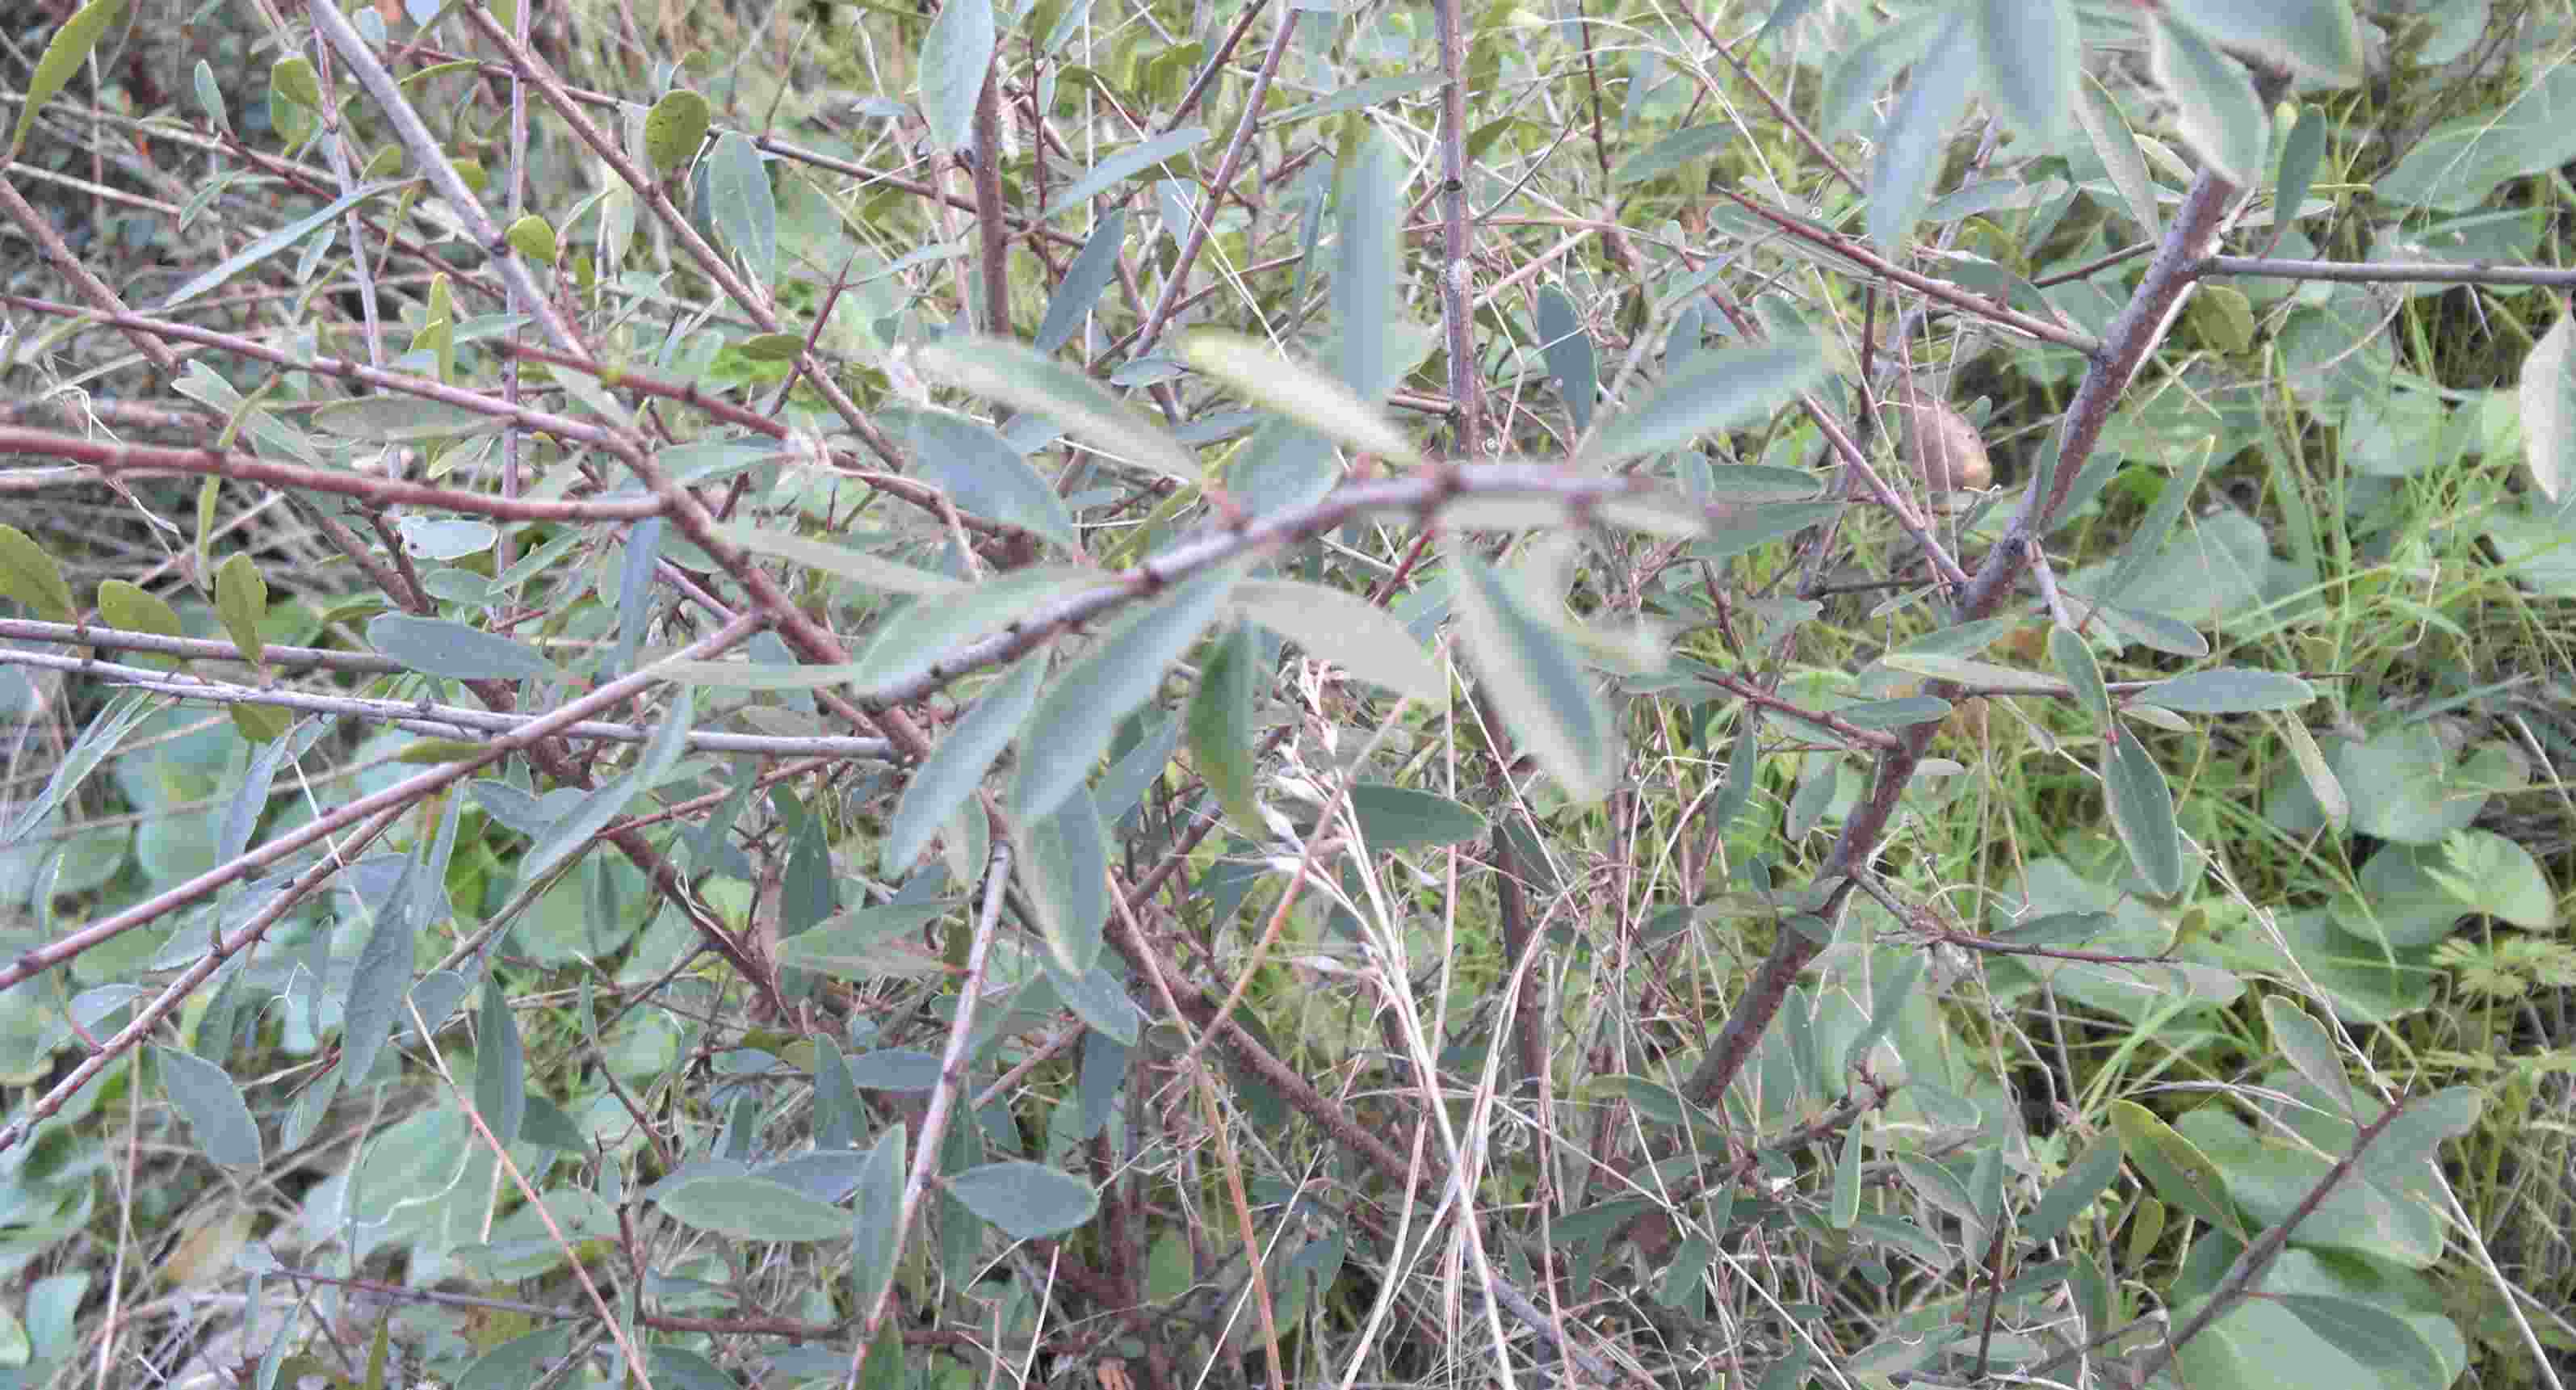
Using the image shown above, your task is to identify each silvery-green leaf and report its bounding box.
[1582,340,1828,468]
[916,338,1200,485]
[1012,566,1240,820]
[2150,13,2268,186]
[1231,578,1445,702]
[1452,554,1618,802]
[919,0,995,151]
[1867,13,1977,254]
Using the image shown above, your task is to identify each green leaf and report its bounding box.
[2339,723,2498,845]
[1535,286,1598,434]
[1581,339,1829,469]
[1970,0,2075,152]
[2103,723,2186,897]
[98,579,185,667]
[707,132,777,286]
[2273,105,2327,244]
[1187,622,1261,829]
[1452,554,1618,803]
[777,905,954,979]
[1040,129,1208,218]
[457,1329,571,1390]
[885,657,1044,874]
[367,614,562,682]
[1231,578,1445,702]
[213,553,267,669]
[2376,65,2576,212]
[2137,667,2318,714]
[0,523,76,622]
[2164,0,2364,87]
[2150,13,2267,186]
[310,395,507,442]
[1335,129,1407,403]
[657,1176,850,1241]
[1181,331,1419,464]
[518,775,636,886]
[1844,951,1925,1075]
[1011,565,1240,821]
[1867,11,1977,254]
[1830,1122,1863,1229]
[850,566,1104,693]
[2108,1099,2245,1241]
[643,87,711,175]
[915,337,1201,485]
[2273,1297,2449,1390]
[944,1160,1099,1239]
[2,691,152,845]
[161,183,400,311]
[1345,783,1486,851]
[2026,1132,2125,1245]
[10,0,128,161]
[2518,309,2576,505]
[473,976,526,1146]
[2262,997,2355,1119]
[2075,77,2162,237]
[505,212,557,263]
[2049,626,2109,727]
[156,1046,262,1167]
[1034,209,1126,353]
[920,0,995,151]
[1881,652,2070,695]
[1267,71,1444,128]
[1821,9,1940,141]
[850,1123,907,1312]
[1015,787,1110,975]
[718,519,964,595]
[2424,828,2554,929]
[1611,124,1729,187]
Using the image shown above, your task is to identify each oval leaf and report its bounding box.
[2519,309,2576,504]
[2150,13,2267,186]
[644,88,711,176]
[1232,578,1445,702]
[944,1160,1099,1240]
[1346,783,1486,851]
[1181,331,1419,464]
[2137,667,2317,714]
[0,523,76,622]
[367,614,562,682]
[1583,339,1829,469]
[921,0,995,152]
[1452,554,1618,802]
[214,553,268,669]
[1011,566,1240,821]
[157,1046,262,1167]
[915,338,1201,485]
[2104,724,2187,897]
[656,1176,849,1241]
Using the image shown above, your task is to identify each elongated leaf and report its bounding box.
[2150,14,2266,186]
[162,183,400,311]
[1868,12,1977,254]
[2108,1099,2245,1240]
[518,774,636,885]
[719,520,964,594]
[1844,951,1926,1075]
[367,614,562,682]
[1041,129,1207,218]
[1612,124,1729,187]
[850,1123,907,1310]
[2164,0,2364,87]
[1188,622,1260,828]
[1347,783,1485,851]
[2274,1296,2449,1390]
[1822,9,1941,141]
[1831,1121,1863,1228]
[1452,554,1617,802]
[945,1160,1099,1239]
[2075,78,2161,237]
[1583,339,1828,468]
[1232,578,1445,702]
[3,691,153,845]
[2049,626,2109,727]
[916,338,1200,485]
[157,1046,262,1167]
[214,553,267,670]
[2263,996,2355,1118]
[2137,668,2317,713]
[2026,1132,2125,1245]
[707,132,777,285]
[850,566,1103,692]
[1336,130,1406,403]
[1035,210,1126,353]
[311,396,508,443]
[10,0,128,160]
[2104,724,2186,897]
[1881,653,2071,696]
[1012,565,1240,821]
[337,855,420,1091]
[1970,0,2075,153]
[778,905,956,979]
[658,1176,849,1241]
[0,523,75,623]
[2519,310,2576,504]
[1016,787,1109,974]
[885,657,1044,873]
[2272,106,2327,248]
[1535,287,1598,433]
[473,976,526,1146]
[920,0,995,151]
[1182,332,1418,464]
